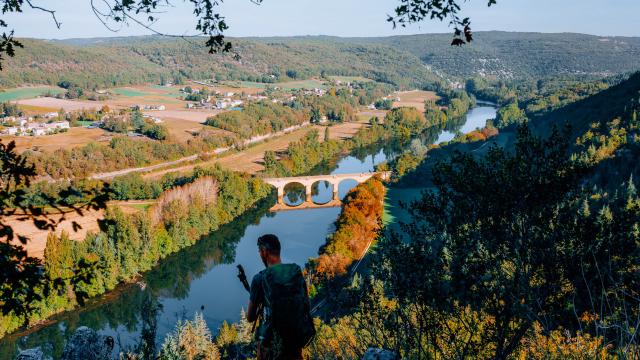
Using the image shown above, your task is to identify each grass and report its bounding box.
[112,88,147,97]
[76,120,94,127]
[126,203,153,211]
[383,186,424,233]
[0,87,65,102]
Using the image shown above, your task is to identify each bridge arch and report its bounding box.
[310,180,334,205]
[262,171,390,211]
[283,182,307,207]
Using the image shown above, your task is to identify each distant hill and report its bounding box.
[1,32,639,90]
[0,36,440,89]
[353,32,640,80]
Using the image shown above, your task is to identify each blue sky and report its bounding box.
[8,0,640,39]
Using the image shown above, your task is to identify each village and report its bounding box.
[0,112,70,136]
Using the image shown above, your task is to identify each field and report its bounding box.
[16,97,106,111]
[7,209,106,259]
[328,76,374,83]
[159,116,229,142]
[2,127,111,152]
[0,86,65,102]
[393,90,439,112]
[223,79,327,90]
[145,109,221,123]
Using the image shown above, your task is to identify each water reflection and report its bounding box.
[283,182,306,206]
[311,181,333,205]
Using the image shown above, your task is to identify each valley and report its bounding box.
[0,25,639,360]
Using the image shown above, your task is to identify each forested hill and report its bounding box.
[353,32,640,80]
[530,72,640,138]
[0,36,440,89]
[1,32,639,89]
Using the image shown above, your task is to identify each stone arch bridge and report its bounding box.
[262,172,390,211]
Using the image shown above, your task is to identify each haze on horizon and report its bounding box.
[7,0,640,40]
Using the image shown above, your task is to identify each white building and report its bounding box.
[3,126,18,135]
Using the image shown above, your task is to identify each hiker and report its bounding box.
[247,234,315,360]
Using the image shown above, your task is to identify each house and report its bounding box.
[43,112,59,119]
[46,121,70,130]
[3,126,18,135]
[31,128,47,136]
[225,92,235,97]
[216,100,229,109]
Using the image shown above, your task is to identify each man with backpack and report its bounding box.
[247,234,316,360]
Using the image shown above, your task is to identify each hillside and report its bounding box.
[355,31,640,80]
[1,36,440,89]
[2,32,639,90]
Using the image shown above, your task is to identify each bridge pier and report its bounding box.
[305,185,312,203]
[277,186,285,205]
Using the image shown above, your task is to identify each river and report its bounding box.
[1,103,496,359]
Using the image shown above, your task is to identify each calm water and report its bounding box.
[1,104,496,359]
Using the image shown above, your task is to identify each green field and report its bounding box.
[76,120,95,127]
[0,86,65,102]
[112,88,147,97]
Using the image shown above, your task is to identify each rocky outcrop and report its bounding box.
[60,326,114,360]
[15,348,49,360]
[16,327,114,360]
[362,348,399,360]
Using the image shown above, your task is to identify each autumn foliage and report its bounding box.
[151,176,218,225]
[313,177,385,279]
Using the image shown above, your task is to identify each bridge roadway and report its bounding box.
[262,171,390,211]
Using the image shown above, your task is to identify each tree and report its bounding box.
[0,140,110,318]
[495,102,527,128]
[388,0,498,45]
[375,125,633,358]
[131,109,145,129]
[310,108,322,124]
[324,126,330,142]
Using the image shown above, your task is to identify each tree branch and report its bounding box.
[25,0,61,29]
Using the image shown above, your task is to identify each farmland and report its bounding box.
[0,86,65,102]
[3,127,111,152]
[392,90,439,112]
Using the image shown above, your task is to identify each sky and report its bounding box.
[6,0,640,39]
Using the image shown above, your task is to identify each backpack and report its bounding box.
[260,263,316,348]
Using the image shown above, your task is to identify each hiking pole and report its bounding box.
[236,264,262,332]
[237,264,251,292]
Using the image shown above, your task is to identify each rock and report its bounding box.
[15,347,50,360]
[362,348,399,360]
[60,326,114,360]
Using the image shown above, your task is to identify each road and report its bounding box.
[90,122,309,180]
